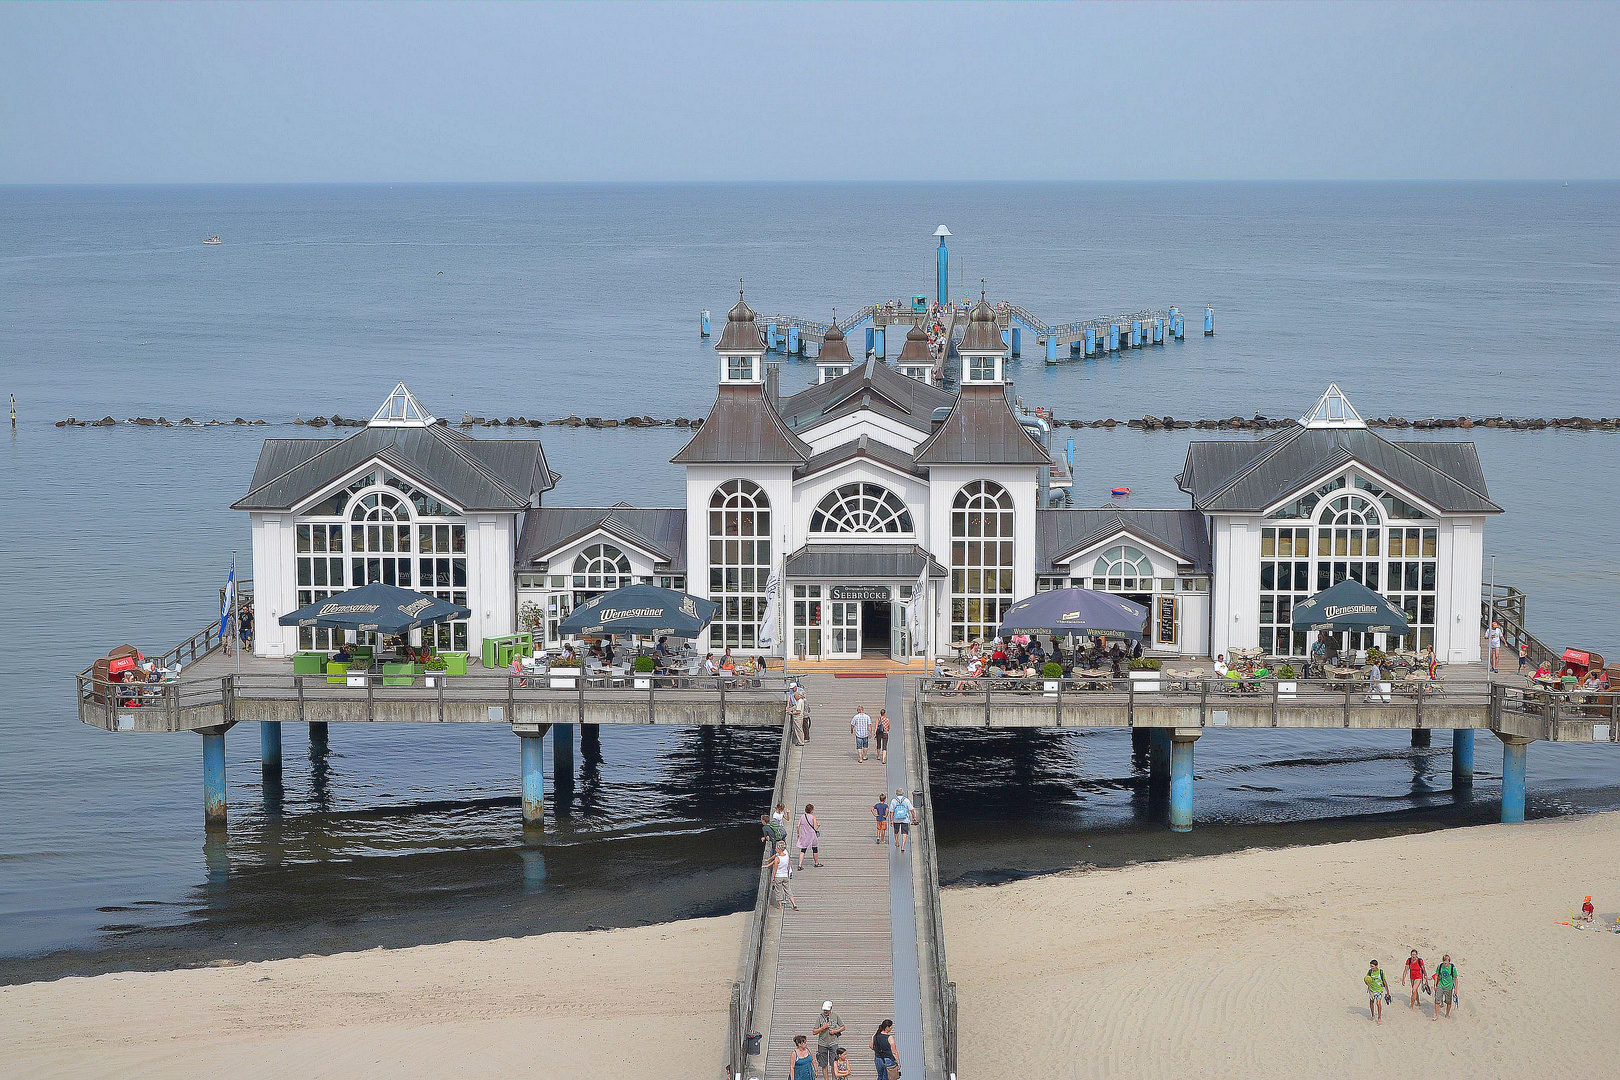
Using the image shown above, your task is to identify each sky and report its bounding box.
[1,1,1615,184]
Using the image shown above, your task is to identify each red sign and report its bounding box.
[107,654,138,675]
[1563,649,1591,667]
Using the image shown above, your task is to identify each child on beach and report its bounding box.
[873,793,889,845]
[1580,895,1596,922]
[1365,960,1389,1024]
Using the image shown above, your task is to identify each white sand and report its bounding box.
[946,812,1620,1080]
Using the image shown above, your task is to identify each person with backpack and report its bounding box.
[1432,955,1459,1020]
[890,787,914,854]
[1402,949,1429,1009]
[761,812,787,850]
[1364,959,1390,1024]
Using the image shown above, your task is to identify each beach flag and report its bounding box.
[220,558,235,638]
[758,570,780,650]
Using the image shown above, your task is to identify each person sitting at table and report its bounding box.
[1582,671,1603,690]
[1110,651,1126,679]
[703,653,719,677]
[1213,654,1228,679]
[559,642,577,663]
[332,643,352,664]
[720,649,735,672]
[990,640,1008,665]
[1533,661,1552,680]
[655,636,670,660]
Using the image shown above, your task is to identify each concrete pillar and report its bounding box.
[1452,729,1475,786]
[261,721,282,776]
[1045,337,1058,362]
[202,730,227,828]
[554,723,575,789]
[520,734,546,825]
[1497,734,1531,823]
[1149,728,1172,785]
[1169,730,1200,833]
[309,721,329,749]
[1410,728,1431,748]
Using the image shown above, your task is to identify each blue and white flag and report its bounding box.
[220,559,236,638]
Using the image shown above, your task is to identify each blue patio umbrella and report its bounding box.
[279,582,471,635]
[997,587,1149,641]
[557,583,719,639]
[1291,579,1410,635]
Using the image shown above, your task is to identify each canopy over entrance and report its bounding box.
[1290,579,1410,635]
[279,583,471,635]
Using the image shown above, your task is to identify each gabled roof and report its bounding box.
[233,424,554,512]
[957,294,1005,355]
[783,543,947,580]
[671,384,810,465]
[515,507,688,572]
[778,358,953,434]
[1037,507,1212,573]
[913,386,1050,466]
[817,320,854,364]
[795,434,924,480]
[715,290,766,354]
[1176,425,1500,514]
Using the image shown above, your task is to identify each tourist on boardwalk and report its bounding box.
[1432,955,1459,1019]
[788,683,809,741]
[851,705,873,762]
[764,840,797,911]
[1487,621,1503,672]
[796,803,821,869]
[762,812,786,849]
[1364,959,1390,1024]
[1518,640,1529,675]
[871,1019,901,1080]
[791,1035,815,1080]
[1366,656,1384,702]
[1402,949,1429,1009]
[873,792,889,845]
[891,787,914,853]
[832,1047,851,1078]
[812,1002,845,1080]
[875,708,891,764]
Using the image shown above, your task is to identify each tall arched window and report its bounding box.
[349,491,413,588]
[709,479,771,649]
[572,543,632,593]
[950,480,1014,644]
[809,482,914,534]
[1092,545,1154,591]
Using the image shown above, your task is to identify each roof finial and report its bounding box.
[831,307,837,326]
[739,278,745,302]
[980,280,986,302]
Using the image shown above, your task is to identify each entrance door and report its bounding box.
[861,601,891,657]
[891,594,911,662]
[828,601,861,658]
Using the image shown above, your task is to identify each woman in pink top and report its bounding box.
[796,803,821,869]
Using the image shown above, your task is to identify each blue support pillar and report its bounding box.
[1084,327,1096,357]
[1498,734,1529,823]
[937,235,949,309]
[873,327,885,359]
[1204,308,1215,336]
[787,325,799,355]
[521,733,546,825]
[1149,728,1172,785]
[1130,320,1142,347]
[260,721,282,776]
[1045,336,1057,363]
[865,327,875,356]
[766,322,778,352]
[1169,731,1199,833]
[1452,729,1475,787]
[1011,327,1021,356]
[202,730,227,828]
[700,310,711,337]
[1108,324,1120,352]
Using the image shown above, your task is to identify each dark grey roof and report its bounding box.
[671,384,810,465]
[1177,427,1500,514]
[783,543,947,580]
[234,425,554,512]
[795,434,924,479]
[896,324,931,364]
[778,358,954,434]
[516,507,688,572]
[1036,507,1212,573]
[957,297,1005,354]
[913,386,1050,466]
[715,292,765,354]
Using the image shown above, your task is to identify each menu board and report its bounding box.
[1157,596,1177,645]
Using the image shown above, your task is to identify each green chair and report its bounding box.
[348,645,375,670]
[326,661,349,685]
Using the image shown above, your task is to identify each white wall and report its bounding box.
[250,512,297,658]
[800,411,925,456]
[791,459,929,552]
[470,514,515,646]
[1439,516,1485,663]
[1210,515,1262,659]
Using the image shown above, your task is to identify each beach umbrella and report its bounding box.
[557,582,719,639]
[997,587,1149,641]
[1290,579,1410,635]
[278,582,471,635]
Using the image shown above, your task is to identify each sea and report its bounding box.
[2,182,1617,982]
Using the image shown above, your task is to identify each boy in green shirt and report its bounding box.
[1433,955,1459,1020]
[1364,960,1389,1024]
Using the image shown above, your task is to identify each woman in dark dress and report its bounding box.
[871,1019,900,1080]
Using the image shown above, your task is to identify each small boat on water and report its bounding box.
[203,236,222,245]
[1110,486,1131,497]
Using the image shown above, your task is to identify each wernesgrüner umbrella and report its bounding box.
[557,583,719,639]
[279,582,471,635]
[1290,579,1410,636]
[998,587,1149,641]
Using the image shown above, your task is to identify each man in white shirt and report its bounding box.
[703,653,719,677]
[1213,654,1228,679]
[1486,622,1503,673]
[851,706,873,762]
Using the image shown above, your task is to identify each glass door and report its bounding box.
[891,593,911,661]
[828,601,861,658]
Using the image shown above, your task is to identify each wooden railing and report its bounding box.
[1483,583,1560,671]
[911,688,957,1077]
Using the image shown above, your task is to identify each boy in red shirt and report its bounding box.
[1403,950,1429,1008]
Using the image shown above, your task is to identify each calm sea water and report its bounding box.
[2,183,1617,980]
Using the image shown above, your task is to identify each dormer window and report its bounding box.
[968,355,998,382]
[727,356,754,381]
[818,364,849,384]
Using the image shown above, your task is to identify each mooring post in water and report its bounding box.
[1131,727,1152,756]
[520,732,546,825]
[1204,308,1215,336]
[1108,323,1120,352]
[308,720,328,750]
[261,721,282,777]
[553,722,575,789]
[1130,320,1142,348]
[202,729,227,828]
[1084,326,1096,357]
[787,325,799,356]
[866,326,875,357]
[1149,728,1172,786]
[1169,729,1200,833]
[1046,336,1057,363]
[1497,734,1531,823]
[1411,728,1431,748]
[1452,728,1475,786]
[700,310,711,337]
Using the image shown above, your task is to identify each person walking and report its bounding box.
[1487,621,1503,673]
[851,705,873,762]
[890,786,914,854]
[873,792,889,845]
[874,708,891,764]
[1402,949,1428,1009]
[812,1002,845,1080]
[1366,655,1384,702]
[1432,955,1459,1020]
[764,840,797,911]
[791,1035,816,1080]
[1364,959,1389,1024]
[796,803,821,869]
[871,1019,901,1080]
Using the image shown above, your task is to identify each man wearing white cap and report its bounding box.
[812,1000,844,1079]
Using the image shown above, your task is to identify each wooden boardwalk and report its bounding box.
[761,675,904,1080]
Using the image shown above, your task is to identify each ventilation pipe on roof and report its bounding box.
[765,362,781,411]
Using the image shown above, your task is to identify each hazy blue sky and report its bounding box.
[2,1,1615,183]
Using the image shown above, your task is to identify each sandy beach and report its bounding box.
[6,815,1618,1079]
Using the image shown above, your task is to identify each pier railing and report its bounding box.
[1492,683,1619,741]
[1483,583,1559,671]
[911,686,958,1077]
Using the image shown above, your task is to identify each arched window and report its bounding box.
[1092,545,1154,591]
[351,491,410,522]
[950,481,1014,643]
[709,480,772,649]
[572,543,632,591]
[809,482,914,534]
[1322,494,1380,527]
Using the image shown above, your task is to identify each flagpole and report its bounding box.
[234,552,241,674]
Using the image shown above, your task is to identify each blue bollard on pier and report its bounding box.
[521,733,546,825]
[1011,327,1021,357]
[1153,318,1164,344]
[1499,735,1529,823]
[1175,314,1185,339]
[1084,327,1096,357]
[1170,733,1198,832]
[1045,337,1057,363]
[203,730,227,827]
[700,310,711,337]
[1204,308,1214,336]
[1130,320,1142,348]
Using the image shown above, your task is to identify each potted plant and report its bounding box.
[550,655,582,690]
[1127,656,1163,692]
[1275,663,1298,699]
[634,655,656,689]
[422,654,448,688]
[1041,661,1063,697]
[1365,646,1386,667]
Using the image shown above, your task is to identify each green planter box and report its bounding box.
[293,652,326,676]
[442,652,469,676]
[382,663,417,687]
[326,661,349,685]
